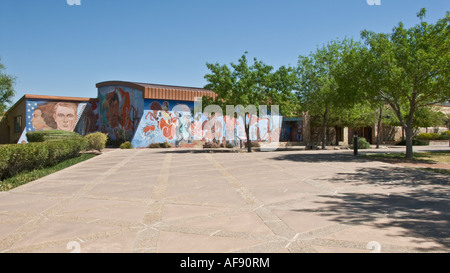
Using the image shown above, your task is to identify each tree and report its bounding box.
[411,106,446,130]
[297,38,361,149]
[0,58,16,114]
[203,52,300,151]
[341,9,449,159]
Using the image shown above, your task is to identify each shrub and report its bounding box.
[45,138,88,165]
[148,143,161,148]
[160,142,172,148]
[395,139,429,146]
[85,132,108,152]
[417,132,443,140]
[417,133,432,140]
[429,133,441,140]
[244,141,260,148]
[351,138,371,149]
[0,138,87,181]
[203,142,220,148]
[149,142,172,148]
[439,131,450,140]
[120,141,133,149]
[226,143,234,149]
[26,130,82,142]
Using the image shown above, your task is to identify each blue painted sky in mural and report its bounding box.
[1,0,448,106]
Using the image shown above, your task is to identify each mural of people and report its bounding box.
[75,101,99,135]
[99,86,143,141]
[53,102,79,131]
[103,91,121,129]
[31,102,57,130]
[23,100,87,144]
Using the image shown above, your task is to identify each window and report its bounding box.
[13,115,22,133]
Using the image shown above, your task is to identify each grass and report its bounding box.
[363,151,450,175]
[421,168,450,175]
[0,153,96,191]
[364,151,450,163]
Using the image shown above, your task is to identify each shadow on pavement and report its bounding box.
[295,166,450,251]
[271,152,368,163]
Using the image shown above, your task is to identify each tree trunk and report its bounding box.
[376,106,383,149]
[322,107,329,150]
[405,126,414,159]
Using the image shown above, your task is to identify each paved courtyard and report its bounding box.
[0,147,449,253]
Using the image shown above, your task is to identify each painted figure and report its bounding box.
[53,102,79,131]
[31,102,57,130]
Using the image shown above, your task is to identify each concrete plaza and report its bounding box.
[0,147,449,253]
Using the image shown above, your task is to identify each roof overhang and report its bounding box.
[96,81,217,102]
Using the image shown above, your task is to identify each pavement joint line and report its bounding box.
[0,149,145,251]
[285,233,300,249]
[210,230,221,236]
[205,154,301,244]
[1,147,448,253]
[6,226,132,253]
[133,153,172,251]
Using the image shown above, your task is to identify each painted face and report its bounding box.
[31,109,47,131]
[54,105,77,131]
[106,99,120,128]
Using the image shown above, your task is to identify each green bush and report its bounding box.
[45,138,88,166]
[149,142,172,148]
[85,132,108,152]
[439,131,450,140]
[351,138,371,149]
[417,133,432,140]
[0,138,87,181]
[395,139,429,146]
[160,142,172,148]
[0,143,49,180]
[26,130,82,142]
[203,142,220,148]
[417,132,444,140]
[244,141,260,148]
[226,143,234,149]
[120,141,133,149]
[430,133,441,140]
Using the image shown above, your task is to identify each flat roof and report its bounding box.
[24,94,94,102]
[96,81,217,101]
[5,94,97,115]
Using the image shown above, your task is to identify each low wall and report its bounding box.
[429,140,450,146]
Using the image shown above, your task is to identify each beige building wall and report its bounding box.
[1,99,27,144]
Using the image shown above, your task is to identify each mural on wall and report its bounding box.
[26,101,86,133]
[19,100,89,143]
[280,118,303,142]
[98,86,143,141]
[132,100,194,148]
[75,100,99,135]
[131,99,284,148]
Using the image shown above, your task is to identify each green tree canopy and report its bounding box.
[296,38,362,148]
[0,58,16,114]
[203,53,301,151]
[203,52,300,116]
[339,9,450,158]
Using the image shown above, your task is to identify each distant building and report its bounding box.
[1,81,303,147]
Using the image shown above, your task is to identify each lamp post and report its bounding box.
[354,132,359,156]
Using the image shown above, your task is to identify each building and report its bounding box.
[1,81,300,147]
[0,94,94,144]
